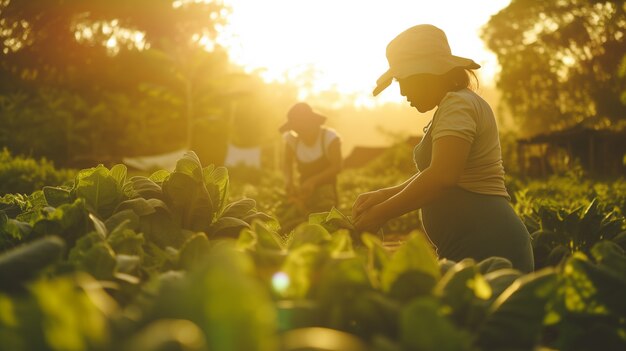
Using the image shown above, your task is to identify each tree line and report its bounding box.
[1,0,624,167]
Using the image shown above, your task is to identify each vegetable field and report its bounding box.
[1,151,625,351]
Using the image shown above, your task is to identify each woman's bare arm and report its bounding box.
[353,135,471,230]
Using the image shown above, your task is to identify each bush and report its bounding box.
[0,148,75,196]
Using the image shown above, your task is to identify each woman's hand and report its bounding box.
[352,189,389,219]
[353,204,386,233]
[299,179,315,200]
[285,183,296,197]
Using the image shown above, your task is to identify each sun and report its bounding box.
[217,0,511,107]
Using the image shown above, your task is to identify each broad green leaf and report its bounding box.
[370,335,403,351]
[30,275,112,351]
[0,236,65,287]
[174,151,204,182]
[563,252,626,316]
[563,208,582,240]
[539,207,561,232]
[307,212,327,226]
[612,231,626,248]
[289,224,332,249]
[124,176,163,200]
[204,166,230,217]
[68,232,117,280]
[400,297,472,351]
[434,259,492,327]
[253,220,287,251]
[114,197,166,217]
[476,268,558,350]
[42,186,71,207]
[142,242,179,274]
[308,207,355,233]
[236,228,257,251]
[328,229,354,258]
[28,190,48,212]
[148,169,171,184]
[381,231,440,293]
[89,213,108,239]
[243,211,278,226]
[389,270,437,302]
[547,245,571,266]
[73,165,123,219]
[438,258,457,276]
[222,198,256,219]
[280,244,323,298]
[477,257,513,275]
[483,268,523,303]
[104,209,140,233]
[347,291,400,341]
[107,224,144,257]
[115,254,141,275]
[546,252,626,351]
[178,232,211,270]
[150,243,277,351]
[531,229,567,248]
[109,164,127,188]
[590,241,626,279]
[578,199,605,249]
[31,199,90,247]
[138,207,184,249]
[0,293,17,327]
[0,213,31,244]
[210,216,249,238]
[324,207,355,230]
[120,319,207,351]
[312,257,376,335]
[162,172,213,232]
[362,232,391,267]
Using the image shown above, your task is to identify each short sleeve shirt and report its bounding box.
[283,127,339,163]
[430,89,509,199]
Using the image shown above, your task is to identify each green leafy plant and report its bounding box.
[0,148,74,196]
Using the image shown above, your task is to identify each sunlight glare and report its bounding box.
[219,0,512,106]
[271,271,290,295]
[105,36,117,49]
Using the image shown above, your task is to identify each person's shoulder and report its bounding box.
[322,127,341,140]
[441,88,479,106]
[283,131,297,144]
[439,88,492,117]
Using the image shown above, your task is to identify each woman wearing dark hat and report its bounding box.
[352,24,534,272]
[278,102,343,231]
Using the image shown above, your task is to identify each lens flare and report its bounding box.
[271,272,290,294]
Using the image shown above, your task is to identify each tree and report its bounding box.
[482,0,626,135]
[0,0,232,165]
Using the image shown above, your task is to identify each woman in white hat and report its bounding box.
[352,24,534,272]
[278,102,343,231]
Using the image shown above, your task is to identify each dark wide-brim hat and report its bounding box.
[278,102,327,133]
[373,24,481,96]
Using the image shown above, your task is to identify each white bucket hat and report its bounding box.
[373,24,481,96]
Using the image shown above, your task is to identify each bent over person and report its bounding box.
[351,24,534,272]
[278,102,342,232]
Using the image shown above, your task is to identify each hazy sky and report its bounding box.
[218,0,512,107]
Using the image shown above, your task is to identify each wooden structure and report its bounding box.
[517,124,626,177]
[344,136,422,169]
[343,147,388,169]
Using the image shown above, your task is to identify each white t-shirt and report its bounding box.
[430,88,509,198]
[283,127,339,163]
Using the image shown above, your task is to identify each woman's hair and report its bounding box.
[443,67,479,92]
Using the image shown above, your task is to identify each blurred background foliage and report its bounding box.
[0,0,624,175]
[0,0,300,168]
[482,0,626,135]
